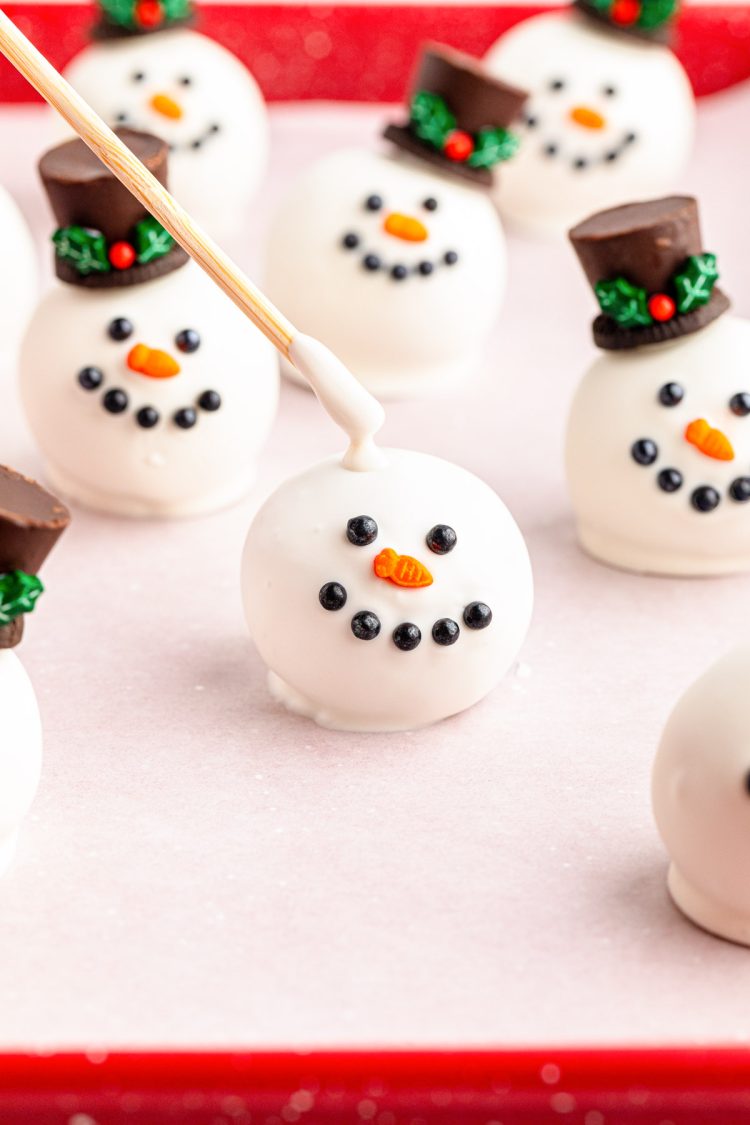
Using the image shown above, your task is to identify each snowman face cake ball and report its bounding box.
[242,395,533,731]
[485,2,694,235]
[564,196,750,577]
[264,47,526,399]
[0,186,37,362]
[21,131,278,519]
[652,648,750,946]
[63,0,268,239]
[0,466,69,876]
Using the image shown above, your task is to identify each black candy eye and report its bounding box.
[108,317,133,342]
[176,328,200,353]
[730,393,750,417]
[364,195,383,212]
[432,618,460,646]
[602,84,617,97]
[179,75,192,86]
[426,524,457,555]
[132,71,146,82]
[346,515,378,546]
[549,78,566,91]
[631,439,658,466]
[463,602,492,630]
[351,611,380,640]
[319,582,347,611]
[78,366,103,391]
[423,197,438,212]
[659,382,684,407]
[393,622,421,651]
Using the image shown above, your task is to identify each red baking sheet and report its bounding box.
[0,2,749,102]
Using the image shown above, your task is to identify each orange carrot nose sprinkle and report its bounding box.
[373,548,433,588]
[127,343,181,379]
[685,418,735,462]
[150,92,183,120]
[569,105,606,130]
[383,213,429,243]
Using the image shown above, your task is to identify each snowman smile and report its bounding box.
[114,111,222,153]
[339,231,459,282]
[522,110,638,170]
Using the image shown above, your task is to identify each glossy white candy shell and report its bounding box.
[264,148,506,399]
[565,317,750,576]
[63,29,269,240]
[0,651,42,877]
[485,11,695,236]
[0,186,37,360]
[652,647,750,946]
[20,262,278,518]
[241,448,533,731]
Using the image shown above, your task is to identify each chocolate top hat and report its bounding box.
[39,129,188,289]
[0,467,70,651]
[384,45,528,187]
[573,0,679,44]
[93,0,195,41]
[570,196,730,351]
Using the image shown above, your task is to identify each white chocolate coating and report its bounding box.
[20,262,278,518]
[485,12,695,236]
[62,29,269,240]
[242,448,533,731]
[264,148,506,399]
[565,316,750,576]
[653,647,750,946]
[0,185,37,360]
[0,651,42,877]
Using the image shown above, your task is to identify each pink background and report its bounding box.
[2,85,750,1049]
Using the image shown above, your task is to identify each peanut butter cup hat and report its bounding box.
[573,0,680,44]
[93,0,195,41]
[570,196,730,351]
[39,129,189,289]
[0,467,70,650]
[384,45,528,187]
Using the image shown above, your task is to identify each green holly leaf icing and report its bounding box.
[99,0,138,27]
[467,126,520,168]
[52,226,111,276]
[162,0,192,19]
[135,216,175,265]
[0,571,44,626]
[595,277,653,328]
[410,91,456,149]
[674,253,719,314]
[638,0,678,28]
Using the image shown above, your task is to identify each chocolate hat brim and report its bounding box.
[383,124,492,187]
[573,0,672,44]
[593,288,730,350]
[92,11,195,40]
[55,242,189,289]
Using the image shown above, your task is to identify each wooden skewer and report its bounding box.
[0,8,295,358]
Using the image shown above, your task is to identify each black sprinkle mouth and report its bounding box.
[523,118,637,170]
[340,233,459,281]
[114,114,221,152]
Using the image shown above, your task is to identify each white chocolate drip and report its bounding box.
[288,333,387,472]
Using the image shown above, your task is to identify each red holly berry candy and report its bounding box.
[443,131,474,163]
[611,0,641,24]
[648,293,676,322]
[135,0,164,28]
[109,241,137,270]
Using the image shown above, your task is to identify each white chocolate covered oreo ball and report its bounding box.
[485,7,694,236]
[21,132,277,519]
[653,648,750,946]
[63,2,268,240]
[565,197,749,576]
[265,47,526,399]
[242,447,533,732]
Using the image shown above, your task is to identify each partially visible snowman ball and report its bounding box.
[485,12,694,235]
[264,148,506,399]
[242,448,533,731]
[0,651,42,876]
[653,647,750,945]
[566,316,750,576]
[21,262,278,518]
[0,186,36,363]
[63,29,268,239]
